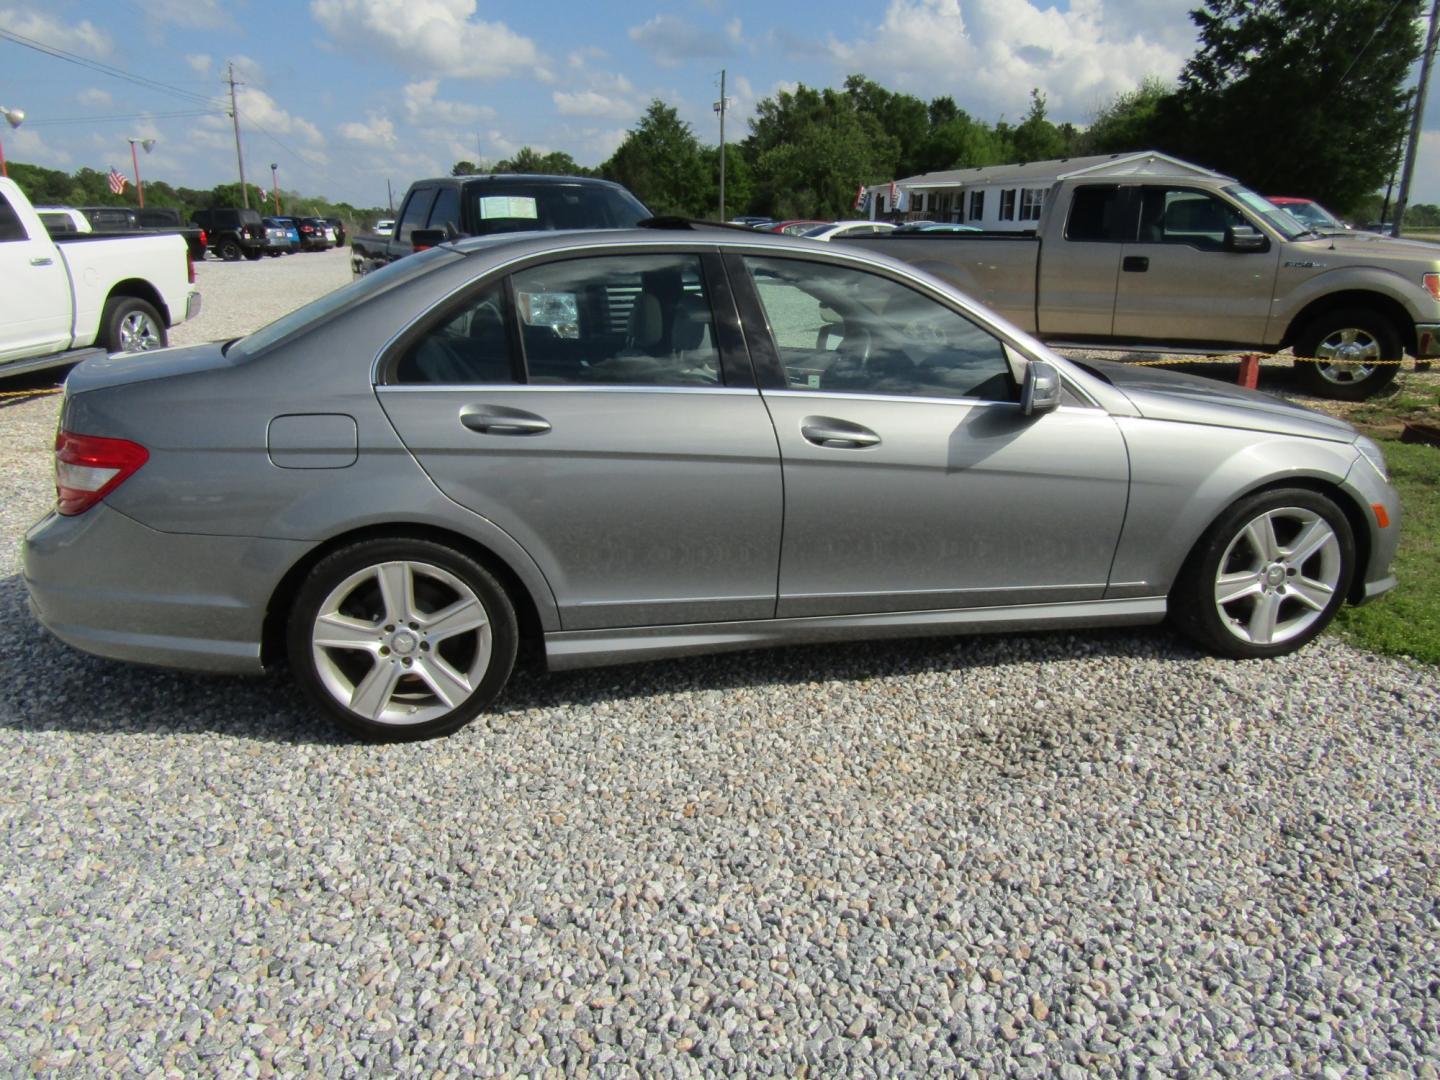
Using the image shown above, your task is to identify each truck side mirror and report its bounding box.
[1021,360,1062,416]
[1225,225,1268,253]
[412,228,446,252]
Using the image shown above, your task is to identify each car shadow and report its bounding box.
[0,573,1207,744]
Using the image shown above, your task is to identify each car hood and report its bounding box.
[1075,358,1357,442]
[1295,231,1440,263]
[66,341,237,395]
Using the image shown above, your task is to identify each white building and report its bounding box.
[865,151,1225,231]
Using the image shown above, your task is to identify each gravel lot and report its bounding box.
[1,252,1437,1077]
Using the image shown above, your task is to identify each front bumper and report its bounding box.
[24,504,311,675]
[1416,323,1440,359]
[1343,452,1402,605]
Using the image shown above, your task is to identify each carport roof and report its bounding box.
[893,151,1227,189]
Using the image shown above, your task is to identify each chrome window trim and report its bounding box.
[374,383,761,396]
[761,388,1102,413]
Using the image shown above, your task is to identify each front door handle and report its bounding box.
[1122,256,1149,273]
[801,416,881,449]
[460,405,551,436]
[30,257,53,267]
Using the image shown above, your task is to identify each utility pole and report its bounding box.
[714,69,727,221]
[387,179,394,215]
[227,62,249,209]
[1394,0,1440,238]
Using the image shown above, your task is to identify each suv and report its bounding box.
[323,216,347,246]
[262,216,300,256]
[295,216,331,251]
[191,207,266,261]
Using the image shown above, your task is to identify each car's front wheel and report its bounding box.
[1293,308,1401,400]
[1172,488,1356,658]
[287,539,518,741]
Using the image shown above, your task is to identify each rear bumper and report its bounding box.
[184,290,202,323]
[23,504,311,675]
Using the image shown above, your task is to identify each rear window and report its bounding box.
[461,182,650,235]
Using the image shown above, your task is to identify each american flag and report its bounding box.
[107,168,128,195]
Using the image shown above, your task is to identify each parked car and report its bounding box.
[295,216,331,251]
[767,219,829,235]
[22,224,1399,741]
[849,174,1440,399]
[728,216,772,228]
[323,216,347,246]
[34,206,93,235]
[373,218,395,237]
[262,216,300,256]
[1266,197,1351,234]
[0,177,200,378]
[192,207,266,261]
[891,221,983,234]
[802,221,898,241]
[349,174,650,276]
[76,204,208,260]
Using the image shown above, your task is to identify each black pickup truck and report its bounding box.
[77,205,208,261]
[349,174,651,276]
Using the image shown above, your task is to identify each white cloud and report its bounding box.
[400,79,496,126]
[309,0,542,80]
[553,71,642,120]
[628,14,743,67]
[236,86,326,149]
[338,113,398,147]
[77,88,113,108]
[826,0,1189,123]
[186,53,213,75]
[0,7,110,56]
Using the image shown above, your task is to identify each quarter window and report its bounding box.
[393,280,518,385]
[511,254,723,387]
[744,256,1017,403]
[0,192,25,241]
[396,188,438,246]
[427,187,461,235]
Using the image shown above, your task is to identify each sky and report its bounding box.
[1,0,1437,210]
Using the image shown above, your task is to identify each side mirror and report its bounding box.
[1225,224,1268,252]
[412,228,446,252]
[1021,359,1062,416]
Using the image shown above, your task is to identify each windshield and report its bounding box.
[461,182,651,235]
[1281,201,1344,230]
[1227,186,1311,240]
[229,246,457,360]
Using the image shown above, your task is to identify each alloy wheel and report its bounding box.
[310,559,493,726]
[118,311,163,352]
[1311,327,1380,387]
[1212,506,1342,646]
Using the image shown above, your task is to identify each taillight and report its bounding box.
[199,229,207,245]
[54,431,149,516]
[1424,272,1440,301]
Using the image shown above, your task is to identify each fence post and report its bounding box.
[1238,353,1260,390]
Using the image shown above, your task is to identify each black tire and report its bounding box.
[219,237,242,261]
[244,249,264,261]
[1171,487,1356,659]
[99,295,167,354]
[267,251,281,258]
[286,538,519,741]
[1293,307,1401,401]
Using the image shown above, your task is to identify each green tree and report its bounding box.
[743,83,898,218]
[914,109,1008,173]
[494,147,589,175]
[1010,89,1070,162]
[1163,0,1423,208]
[601,100,709,216]
[451,160,480,176]
[700,142,753,220]
[844,75,929,176]
[1081,77,1173,154]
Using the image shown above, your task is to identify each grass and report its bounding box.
[1332,438,1440,666]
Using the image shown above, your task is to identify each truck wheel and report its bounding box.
[219,238,242,261]
[101,296,167,354]
[1293,308,1401,400]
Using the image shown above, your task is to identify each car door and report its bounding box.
[1111,184,1281,344]
[728,252,1129,619]
[376,249,784,631]
[1035,183,1134,338]
[0,188,72,362]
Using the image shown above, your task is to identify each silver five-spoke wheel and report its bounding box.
[289,539,518,740]
[1310,327,1380,388]
[118,309,164,352]
[1213,506,1342,646]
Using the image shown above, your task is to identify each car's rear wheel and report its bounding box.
[286,539,518,741]
[244,249,264,261]
[1172,488,1355,658]
[1293,308,1401,400]
[219,238,242,261]
[100,296,167,354]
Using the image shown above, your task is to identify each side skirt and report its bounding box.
[544,597,1168,671]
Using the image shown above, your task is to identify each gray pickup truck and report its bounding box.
[846,176,1440,399]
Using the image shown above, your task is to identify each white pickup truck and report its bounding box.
[1,177,200,378]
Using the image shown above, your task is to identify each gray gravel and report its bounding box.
[1,254,1438,1077]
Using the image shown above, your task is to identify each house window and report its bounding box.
[999,188,1017,221]
[1020,188,1044,221]
[968,190,985,222]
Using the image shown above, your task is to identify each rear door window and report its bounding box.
[1065,185,1134,242]
[393,280,518,385]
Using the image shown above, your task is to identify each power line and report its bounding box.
[26,109,221,127]
[0,27,228,110]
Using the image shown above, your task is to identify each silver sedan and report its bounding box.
[24,226,1401,740]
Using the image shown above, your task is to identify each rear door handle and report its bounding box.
[801,416,881,449]
[30,257,53,267]
[460,405,551,436]
[1122,256,1149,273]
